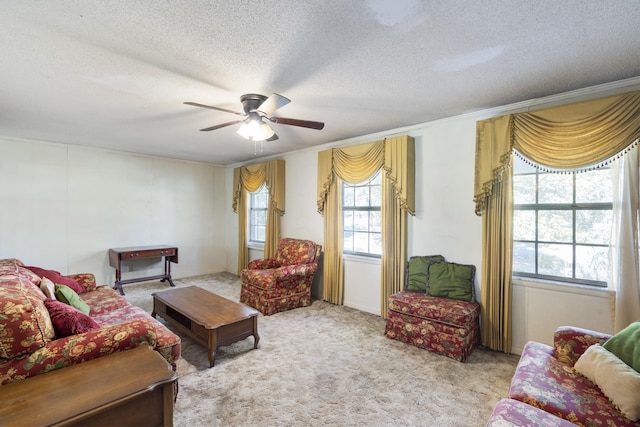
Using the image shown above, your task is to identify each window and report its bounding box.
[512,154,612,286]
[248,185,268,243]
[342,170,382,256]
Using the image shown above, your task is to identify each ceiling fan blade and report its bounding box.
[199,119,245,131]
[266,133,279,142]
[257,93,291,116]
[269,116,325,130]
[184,102,244,116]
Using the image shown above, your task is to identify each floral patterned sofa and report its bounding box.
[240,238,321,316]
[0,258,181,385]
[384,255,480,362]
[487,325,640,426]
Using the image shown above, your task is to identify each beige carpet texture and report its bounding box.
[124,273,519,427]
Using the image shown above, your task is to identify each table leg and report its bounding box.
[253,316,260,349]
[114,265,125,295]
[207,331,218,368]
[160,257,176,287]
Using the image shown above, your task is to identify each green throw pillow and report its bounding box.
[426,261,476,302]
[405,255,445,292]
[55,284,91,315]
[603,321,640,373]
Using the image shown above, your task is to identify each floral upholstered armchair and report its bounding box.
[240,238,322,315]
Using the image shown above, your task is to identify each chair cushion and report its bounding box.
[275,238,318,266]
[387,291,479,328]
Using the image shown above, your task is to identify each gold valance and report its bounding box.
[233,159,285,214]
[317,135,415,215]
[474,90,640,215]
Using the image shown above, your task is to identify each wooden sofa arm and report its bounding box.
[553,325,612,366]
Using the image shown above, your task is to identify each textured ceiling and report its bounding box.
[1,1,640,165]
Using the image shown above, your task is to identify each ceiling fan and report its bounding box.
[184,93,324,141]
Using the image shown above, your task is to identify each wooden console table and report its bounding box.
[109,245,178,295]
[0,345,178,427]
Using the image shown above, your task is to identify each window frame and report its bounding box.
[342,170,382,258]
[512,162,612,287]
[248,184,269,245]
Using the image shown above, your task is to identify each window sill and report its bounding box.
[247,242,265,251]
[343,253,381,265]
[512,276,614,298]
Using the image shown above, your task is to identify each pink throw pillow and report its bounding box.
[25,266,86,294]
[43,298,100,338]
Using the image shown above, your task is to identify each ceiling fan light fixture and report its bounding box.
[237,119,275,141]
[185,93,324,140]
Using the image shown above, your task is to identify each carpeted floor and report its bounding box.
[124,273,518,427]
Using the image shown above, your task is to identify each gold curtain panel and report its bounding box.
[316,135,415,314]
[233,159,285,272]
[317,136,415,216]
[474,90,640,215]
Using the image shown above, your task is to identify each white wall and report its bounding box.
[511,279,613,353]
[0,137,226,286]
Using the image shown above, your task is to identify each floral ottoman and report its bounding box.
[384,291,480,362]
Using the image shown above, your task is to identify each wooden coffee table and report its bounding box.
[152,286,260,367]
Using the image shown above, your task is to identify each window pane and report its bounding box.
[343,231,354,252]
[354,211,369,231]
[538,243,572,277]
[355,186,369,207]
[256,226,266,242]
[512,158,611,285]
[538,211,572,242]
[341,170,382,257]
[353,232,369,252]
[370,233,382,255]
[513,174,536,204]
[576,245,608,282]
[343,187,354,207]
[576,169,612,203]
[370,211,381,232]
[513,155,537,174]
[513,242,535,273]
[576,210,611,244]
[254,210,266,225]
[513,210,535,240]
[370,185,381,206]
[343,211,354,230]
[539,173,573,203]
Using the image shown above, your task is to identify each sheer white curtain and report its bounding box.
[609,143,640,332]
